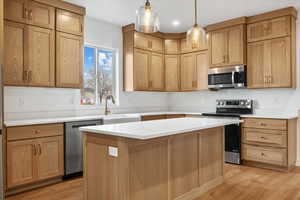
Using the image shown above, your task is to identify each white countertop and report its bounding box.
[80,117,243,140]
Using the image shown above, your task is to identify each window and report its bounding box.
[81,45,117,105]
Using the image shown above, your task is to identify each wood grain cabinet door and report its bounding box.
[4,21,27,86]
[180,38,192,54]
[56,32,83,88]
[269,37,291,88]
[227,25,245,65]
[150,36,163,53]
[7,140,37,188]
[134,32,150,50]
[27,26,55,87]
[149,53,164,91]
[133,48,150,90]
[27,0,55,29]
[36,136,64,181]
[165,39,180,55]
[247,41,267,88]
[165,55,180,91]
[209,29,227,67]
[4,0,27,24]
[56,9,83,36]
[195,51,208,90]
[181,53,196,91]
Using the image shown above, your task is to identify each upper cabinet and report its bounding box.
[207,17,247,68]
[165,55,180,91]
[181,38,208,54]
[4,0,55,29]
[247,7,296,89]
[56,9,84,36]
[165,39,180,55]
[134,32,163,53]
[4,0,85,88]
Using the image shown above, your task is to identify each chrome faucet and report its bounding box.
[104,94,115,115]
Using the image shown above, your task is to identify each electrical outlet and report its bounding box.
[108,146,118,157]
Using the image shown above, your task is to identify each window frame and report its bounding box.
[81,43,119,106]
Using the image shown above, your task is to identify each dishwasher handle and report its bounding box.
[71,124,98,129]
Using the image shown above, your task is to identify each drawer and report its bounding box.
[242,118,287,130]
[7,123,64,141]
[242,144,287,166]
[141,115,166,121]
[166,114,186,119]
[242,128,287,147]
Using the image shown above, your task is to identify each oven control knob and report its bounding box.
[240,101,245,105]
[246,101,251,105]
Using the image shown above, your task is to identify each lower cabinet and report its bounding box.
[6,124,64,189]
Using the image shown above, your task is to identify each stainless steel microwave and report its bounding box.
[208,66,246,89]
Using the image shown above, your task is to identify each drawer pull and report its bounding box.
[38,144,42,155]
[35,130,41,134]
[261,152,265,157]
[260,136,266,140]
[260,123,267,126]
[32,144,37,156]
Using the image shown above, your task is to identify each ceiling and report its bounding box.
[65,0,300,33]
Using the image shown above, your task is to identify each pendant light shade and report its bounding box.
[136,0,160,33]
[187,0,206,48]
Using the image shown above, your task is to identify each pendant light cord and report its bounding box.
[194,0,198,25]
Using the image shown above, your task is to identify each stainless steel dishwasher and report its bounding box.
[64,120,103,178]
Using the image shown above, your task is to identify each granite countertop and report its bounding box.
[80,117,243,140]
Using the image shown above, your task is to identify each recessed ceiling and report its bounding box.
[65,0,300,32]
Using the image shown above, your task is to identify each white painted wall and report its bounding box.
[4,17,169,120]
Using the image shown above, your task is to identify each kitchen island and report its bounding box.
[80,117,242,200]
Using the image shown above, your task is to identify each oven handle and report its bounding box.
[232,71,236,84]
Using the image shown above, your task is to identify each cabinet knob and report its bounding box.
[35,130,41,134]
[261,152,265,157]
[29,10,33,20]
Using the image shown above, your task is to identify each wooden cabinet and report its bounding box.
[133,49,150,90]
[56,32,83,88]
[247,37,293,89]
[6,124,64,189]
[4,0,55,29]
[134,32,163,53]
[181,51,208,91]
[181,38,207,53]
[209,24,246,67]
[56,9,83,36]
[241,118,297,171]
[247,16,291,42]
[165,55,180,91]
[150,53,164,90]
[165,39,180,54]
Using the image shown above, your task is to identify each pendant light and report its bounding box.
[136,0,160,33]
[187,0,206,49]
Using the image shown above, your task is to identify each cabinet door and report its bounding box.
[36,136,64,181]
[247,41,267,88]
[180,38,192,54]
[56,32,83,88]
[134,32,150,50]
[4,21,27,86]
[209,29,227,67]
[4,0,27,24]
[27,26,55,87]
[56,9,83,36]
[181,53,196,91]
[195,51,208,90]
[7,140,37,188]
[165,55,180,91]
[134,49,150,90]
[150,36,163,53]
[247,16,291,43]
[150,53,164,91]
[269,37,291,88]
[27,0,55,29]
[228,25,245,65]
[165,39,180,54]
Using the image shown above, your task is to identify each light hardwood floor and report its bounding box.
[7,164,300,200]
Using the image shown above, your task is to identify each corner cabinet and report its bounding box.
[4,0,85,89]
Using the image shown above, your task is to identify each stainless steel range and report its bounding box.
[202,99,253,165]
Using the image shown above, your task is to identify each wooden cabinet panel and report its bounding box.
[27,25,55,87]
[4,21,26,86]
[150,36,163,53]
[199,128,223,185]
[166,114,186,119]
[56,9,83,36]
[195,51,208,90]
[27,0,55,29]
[165,55,180,91]
[247,41,266,88]
[228,25,245,65]
[149,53,164,90]
[7,140,37,188]
[210,29,227,67]
[242,118,287,130]
[242,144,287,166]
[247,16,291,42]
[180,38,192,54]
[169,133,198,199]
[134,49,150,90]
[269,37,291,88]
[181,53,196,91]
[56,32,83,88]
[36,136,64,180]
[129,142,168,200]
[165,39,180,54]
[134,32,150,50]
[141,115,166,121]
[4,0,27,24]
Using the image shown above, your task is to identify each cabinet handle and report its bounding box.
[38,144,42,155]
[269,75,272,84]
[28,70,32,82]
[24,8,29,19]
[80,24,83,33]
[23,70,28,81]
[29,10,33,20]
[223,55,226,63]
[260,136,266,140]
[260,123,267,126]
[261,152,265,157]
[32,144,37,156]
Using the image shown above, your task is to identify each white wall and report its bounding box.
[4,17,169,120]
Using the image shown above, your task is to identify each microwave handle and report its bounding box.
[232,71,235,84]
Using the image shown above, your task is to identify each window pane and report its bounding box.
[81,46,96,105]
[98,49,114,100]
